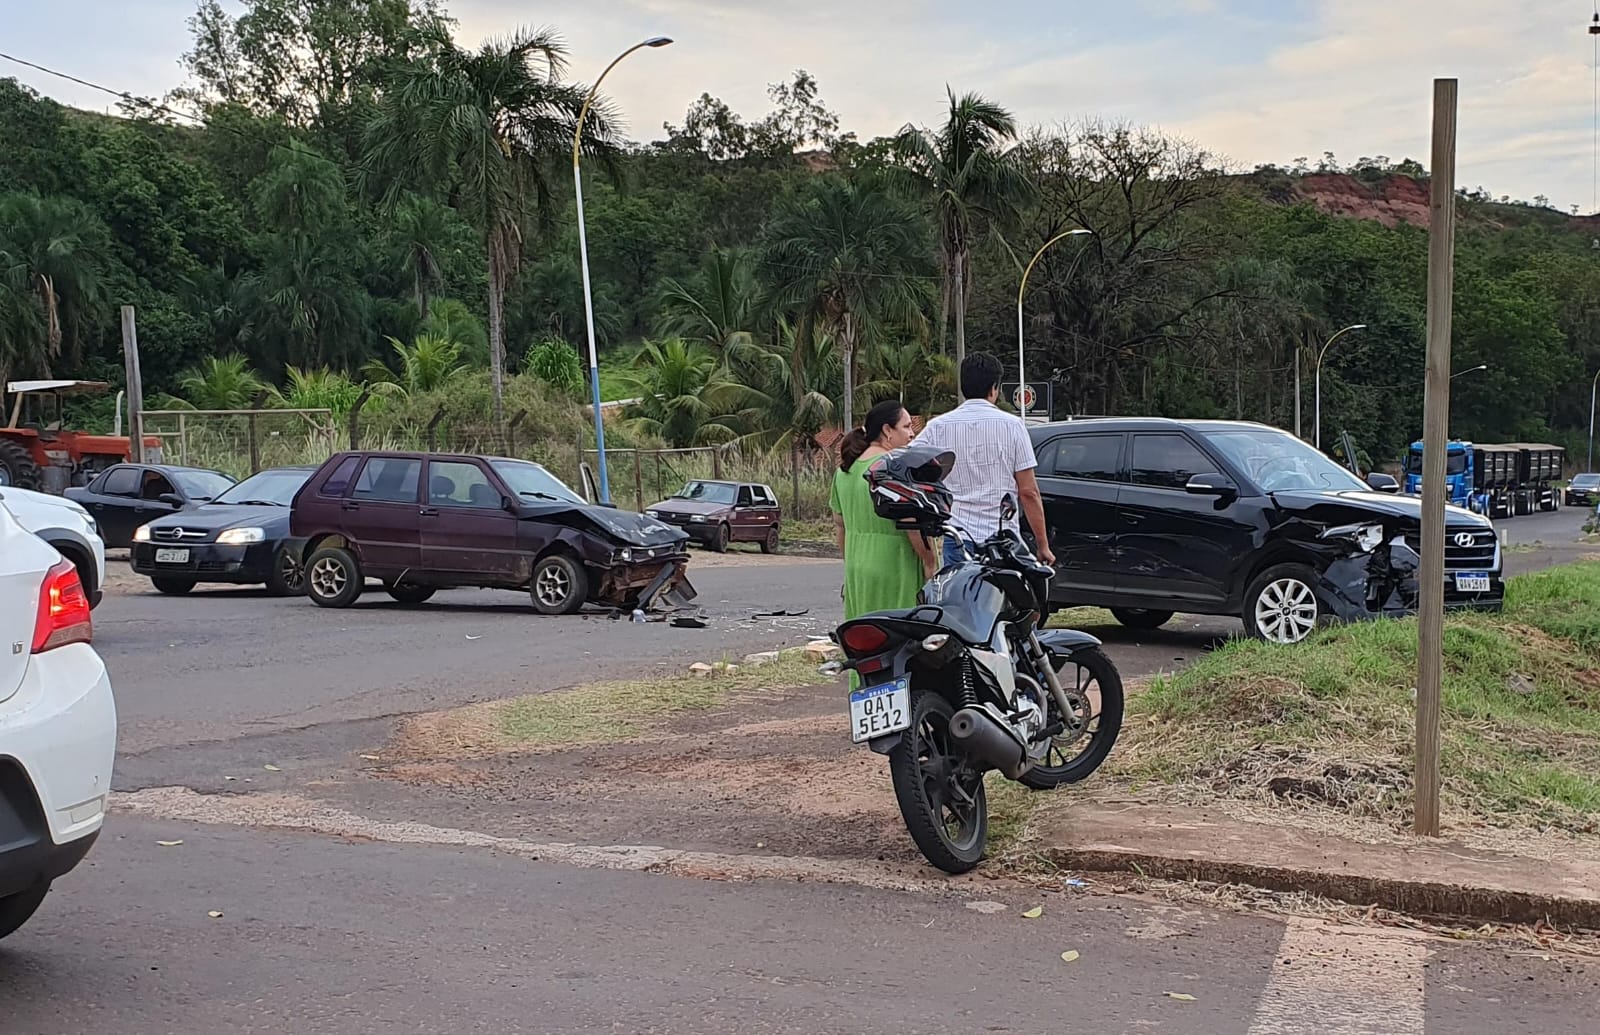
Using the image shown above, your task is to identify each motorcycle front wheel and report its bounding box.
[888,690,988,873]
[1018,646,1124,790]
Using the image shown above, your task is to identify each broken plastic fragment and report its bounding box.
[1022,906,1043,919]
[156,840,183,847]
[1060,950,1080,963]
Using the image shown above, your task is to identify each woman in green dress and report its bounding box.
[830,399,939,625]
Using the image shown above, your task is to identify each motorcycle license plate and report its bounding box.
[1454,572,1490,593]
[848,677,911,743]
[154,548,190,564]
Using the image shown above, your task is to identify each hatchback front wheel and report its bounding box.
[306,546,363,608]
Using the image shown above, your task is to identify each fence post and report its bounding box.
[178,412,188,466]
[791,443,801,519]
[507,409,528,456]
[349,387,372,450]
[426,406,446,453]
[712,444,723,480]
[633,450,644,512]
[247,390,270,474]
[655,451,664,500]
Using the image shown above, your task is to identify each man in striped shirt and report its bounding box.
[914,353,1055,570]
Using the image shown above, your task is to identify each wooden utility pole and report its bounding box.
[120,306,146,463]
[1415,77,1458,838]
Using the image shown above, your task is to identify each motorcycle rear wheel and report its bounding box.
[888,690,988,873]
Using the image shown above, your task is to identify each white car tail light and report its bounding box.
[33,559,92,653]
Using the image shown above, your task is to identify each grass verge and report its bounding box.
[1105,561,1600,835]
[494,651,828,749]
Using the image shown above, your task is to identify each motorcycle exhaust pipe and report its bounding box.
[949,707,1028,779]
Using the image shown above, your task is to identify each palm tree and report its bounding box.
[892,89,1033,365]
[0,192,111,375]
[363,334,467,396]
[276,366,367,420]
[179,354,271,410]
[655,247,763,359]
[363,19,620,419]
[735,318,840,455]
[615,339,763,448]
[763,176,932,430]
[390,195,470,320]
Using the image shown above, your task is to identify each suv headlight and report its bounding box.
[1320,522,1385,553]
[217,527,266,545]
[615,547,634,563]
[132,525,151,542]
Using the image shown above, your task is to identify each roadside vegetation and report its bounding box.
[1102,561,1600,837]
[3,0,1598,478]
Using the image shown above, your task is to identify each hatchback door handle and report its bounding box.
[419,506,439,516]
[341,502,361,511]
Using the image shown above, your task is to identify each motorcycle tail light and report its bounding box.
[841,624,890,655]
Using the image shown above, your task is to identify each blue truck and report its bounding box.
[1402,440,1563,518]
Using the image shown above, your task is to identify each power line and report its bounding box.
[0,50,205,126]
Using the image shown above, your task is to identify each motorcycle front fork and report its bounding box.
[1021,629,1075,727]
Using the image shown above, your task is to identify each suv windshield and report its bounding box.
[1573,474,1600,488]
[488,459,584,504]
[673,481,738,505]
[173,470,236,500]
[211,468,312,506]
[1206,429,1367,493]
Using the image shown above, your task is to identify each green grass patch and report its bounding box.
[985,774,1034,856]
[1113,561,1600,833]
[1047,607,1117,629]
[495,651,827,749]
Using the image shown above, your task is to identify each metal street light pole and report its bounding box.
[1588,368,1600,472]
[1314,323,1367,450]
[1016,228,1091,417]
[573,36,672,503]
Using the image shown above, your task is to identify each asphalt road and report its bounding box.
[97,505,1592,757]
[6,507,1592,1032]
[4,817,1594,1035]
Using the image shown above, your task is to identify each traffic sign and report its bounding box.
[1001,381,1051,421]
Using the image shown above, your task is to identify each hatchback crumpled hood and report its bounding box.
[521,500,690,548]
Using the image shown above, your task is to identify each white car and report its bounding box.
[0,486,107,609]
[0,503,117,941]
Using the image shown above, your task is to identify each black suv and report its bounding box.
[1031,419,1503,643]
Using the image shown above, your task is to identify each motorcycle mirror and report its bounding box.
[1000,493,1017,523]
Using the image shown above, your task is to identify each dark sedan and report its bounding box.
[131,466,316,596]
[65,463,235,548]
[1032,418,1502,643]
[1565,473,1600,507]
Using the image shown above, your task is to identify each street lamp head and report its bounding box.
[1351,323,1368,330]
[645,36,673,47]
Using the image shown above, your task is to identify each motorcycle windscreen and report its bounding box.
[917,565,1005,646]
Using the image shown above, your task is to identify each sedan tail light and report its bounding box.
[33,559,93,653]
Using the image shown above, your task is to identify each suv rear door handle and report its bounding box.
[1118,510,1143,525]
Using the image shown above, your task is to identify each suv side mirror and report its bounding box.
[1365,472,1400,494]
[1184,473,1236,500]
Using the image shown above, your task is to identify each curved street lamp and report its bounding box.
[1313,323,1366,449]
[1016,228,1091,418]
[573,36,673,503]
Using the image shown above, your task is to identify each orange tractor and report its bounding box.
[1,380,163,493]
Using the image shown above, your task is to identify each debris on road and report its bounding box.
[1060,950,1080,963]
[1022,906,1043,919]
[156,840,183,847]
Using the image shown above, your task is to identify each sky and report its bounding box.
[4,1,1600,211]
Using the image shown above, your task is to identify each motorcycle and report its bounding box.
[826,493,1124,873]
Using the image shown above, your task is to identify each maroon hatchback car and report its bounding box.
[644,480,781,553]
[289,451,695,614]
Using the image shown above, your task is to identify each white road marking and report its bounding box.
[1247,917,1431,1035]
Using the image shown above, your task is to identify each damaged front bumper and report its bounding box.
[1314,528,1503,622]
[595,554,698,612]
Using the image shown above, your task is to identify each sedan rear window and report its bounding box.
[1051,435,1121,482]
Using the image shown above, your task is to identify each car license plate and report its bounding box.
[1454,572,1490,593]
[848,677,911,743]
[154,548,190,564]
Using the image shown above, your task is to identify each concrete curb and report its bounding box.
[1041,846,1600,929]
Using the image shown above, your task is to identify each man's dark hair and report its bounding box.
[960,352,1004,401]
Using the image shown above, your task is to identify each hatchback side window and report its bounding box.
[428,460,499,508]
[1130,434,1218,490]
[1052,435,1122,482]
[352,457,422,504]
[737,486,754,507]
[101,466,141,497]
[320,455,361,497]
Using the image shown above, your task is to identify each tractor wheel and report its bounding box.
[0,439,42,490]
